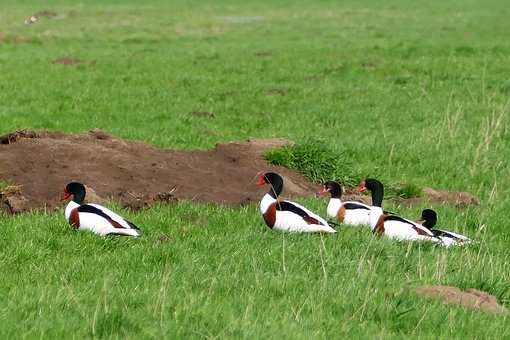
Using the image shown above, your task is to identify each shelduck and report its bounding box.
[417,209,472,246]
[317,181,371,226]
[63,182,141,237]
[257,172,336,233]
[358,178,468,247]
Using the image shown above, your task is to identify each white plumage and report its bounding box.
[319,182,371,226]
[361,179,471,247]
[258,173,336,234]
[63,182,141,237]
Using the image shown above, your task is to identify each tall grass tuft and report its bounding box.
[265,140,360,187]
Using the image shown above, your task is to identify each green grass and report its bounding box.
[265,140,360,186]
[1,0,510,338]
[265,141,424,197]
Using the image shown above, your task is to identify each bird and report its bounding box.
[257,172,336,233]
[63,182,141,237]
[417,209,472,246]
[317,181,371,226]
[358,178,468,247]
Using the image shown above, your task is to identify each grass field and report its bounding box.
[1,0,510,338]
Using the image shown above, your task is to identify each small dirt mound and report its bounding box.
[0,129,316,213]
[34,10,57,18]
[190,111,215,118]
[392,187,479,208]
[52,57,83,65]
[416,285,508,315]
[266,88,288,96]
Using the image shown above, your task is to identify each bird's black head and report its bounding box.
[63,182,86,204]
[358,178,384,207]
[256,172,284,198]
[318,181,342,198]
[421,209,437,229]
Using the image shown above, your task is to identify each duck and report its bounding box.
[317,181,371,226]
[417,209,471,246]
[358,178,467,247]
[257,172,336,233]
[63,182,141,237]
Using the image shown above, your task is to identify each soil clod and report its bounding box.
[190,111,215,118]
[416,285,508,315]
[52,57,83,65]
[266,88,287,96]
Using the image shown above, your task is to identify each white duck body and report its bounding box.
[369,206,439,243]
[65,200,140,237]
[418,209,472,247]
[260,193,336,234]
[327,198,371,226]
[369,206,470,247]
[360,178,471,247]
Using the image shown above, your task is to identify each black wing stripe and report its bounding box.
[275,201,310,218]
[343,202,370,210]
[276,201,323,225]
[431,229,461,239]
[126,220,140,230]
[77,204,126,229]
[384,215,416,227]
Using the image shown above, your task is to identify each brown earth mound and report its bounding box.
[0,129,317,213]
[342,188,479,209]
[52,57,83,65]
[416,285,508,315]
[392,187,480,208]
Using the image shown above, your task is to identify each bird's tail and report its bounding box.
[313,224,337,234]
[109,228,141,237]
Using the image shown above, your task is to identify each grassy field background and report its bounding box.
[1,0,509,338]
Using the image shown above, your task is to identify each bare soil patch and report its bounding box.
[0,33,34,44]
[416,285,508,315]
[52,57,83,65]
[266,88,288,96]
[254,51,272,58]
[190,111,215,118]
[34,10,57,18]
[0,129,316,214]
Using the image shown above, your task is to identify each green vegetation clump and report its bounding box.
[265,140,360,186]
[0,181,8,192]
[391,183,424,199]
[0,180,18,194]
[266,142,423,198]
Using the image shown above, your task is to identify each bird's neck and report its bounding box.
[369,206,383,231]
[327,198,342,218]
[65,200,80,220]
[267,182,282,199]
[370,186,384,207]
[260,193,276,214]
[73,191,85,204]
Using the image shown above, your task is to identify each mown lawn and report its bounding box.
[1,0,509,338]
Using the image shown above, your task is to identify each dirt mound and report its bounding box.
[416,285,508,315]
[340,189,479,209]
[52,57,83,65]
[422,187,480,207]
[392,187,479,208]
[0,129,317,214]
